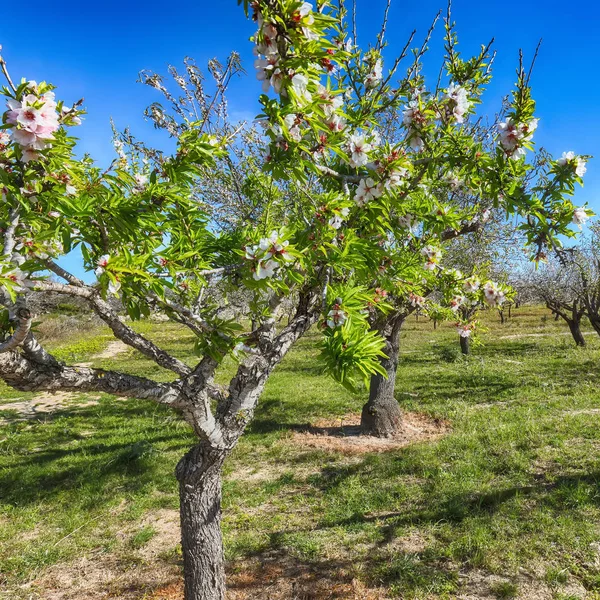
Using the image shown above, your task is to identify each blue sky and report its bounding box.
[1,0,598,278]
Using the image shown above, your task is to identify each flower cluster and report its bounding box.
[364,58,382,89]
[244,230,293,281]
[449,294,466,312]
[444,84,470,124]
[557,151,587,178]
[328,207,350,229]
[317,86,345,133]
[253,2,317,102]
[572,206,590,229]
[497,117,538,160]
[402,100,426,151]
[482,281,505,307]
[4,84,60,162]
[463,276,480,294]
[421,245,442,270]
[409,292,426,308]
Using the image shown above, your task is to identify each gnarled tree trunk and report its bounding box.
[361,314,404,437]
[177,444,228,600]
[566,318,586,347]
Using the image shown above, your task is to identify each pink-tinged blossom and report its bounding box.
[95,254,110,277]
[463,277,480,293]
[365,59,382,89]
[347,133,372,168]
[421,245,442,270]
[327,306,347,328]
[449,295,465,312]
[572,207,589,229]
[497,117,538,160]
[457,323,474,338]
[329,207,350,229]
[354,178,382,206]
[0,131,10,146]
[557,151,587,178]
[482,281,505,307]
[5,91,60,158]
[1,186,9,202]
[444,84,470,123]
[409,292,425,308]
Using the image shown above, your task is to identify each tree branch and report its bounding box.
[32,280,192,377]
[0,349,184,408]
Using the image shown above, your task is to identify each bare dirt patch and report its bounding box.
[145,553,392,600]
[94,340,130,360]
[289,412,449,455]
[0,391,101,424]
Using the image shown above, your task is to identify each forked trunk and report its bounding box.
[361,316,404,437]
[176,443,228,600]
[459,334,470,355]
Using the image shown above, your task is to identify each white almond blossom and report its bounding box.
[421,245,442,270]
[409,292,425,308]
[450,295,465,312]
[327,306,347,328]
[572,207,589,229]
[329,207,350,229]
[482,281,505,306]
[347,133,372,168]
[444,84,470,123]
[457,324,473,338]
[354,178,382,206]
[365,59,382,88]
[497,117,538,160]
[108,279,121,296]
[463,277,480,293]
[95,254,110,276]
[557,151,587,177]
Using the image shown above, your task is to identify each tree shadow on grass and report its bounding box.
[0,402,192,507]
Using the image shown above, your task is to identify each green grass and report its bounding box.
[2,307,600,598]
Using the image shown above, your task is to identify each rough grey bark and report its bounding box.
[361,313,405,437]
[177,444,227,600]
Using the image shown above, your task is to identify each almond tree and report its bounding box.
[528,259,588,346]
[0,1,592,598]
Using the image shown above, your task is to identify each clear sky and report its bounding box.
[1,0,598,278]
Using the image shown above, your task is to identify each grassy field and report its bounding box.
[2,306,600,599]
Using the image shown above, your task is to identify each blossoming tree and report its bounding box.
[0,0,592,598]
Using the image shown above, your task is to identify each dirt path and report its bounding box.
[0,340,129,423]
